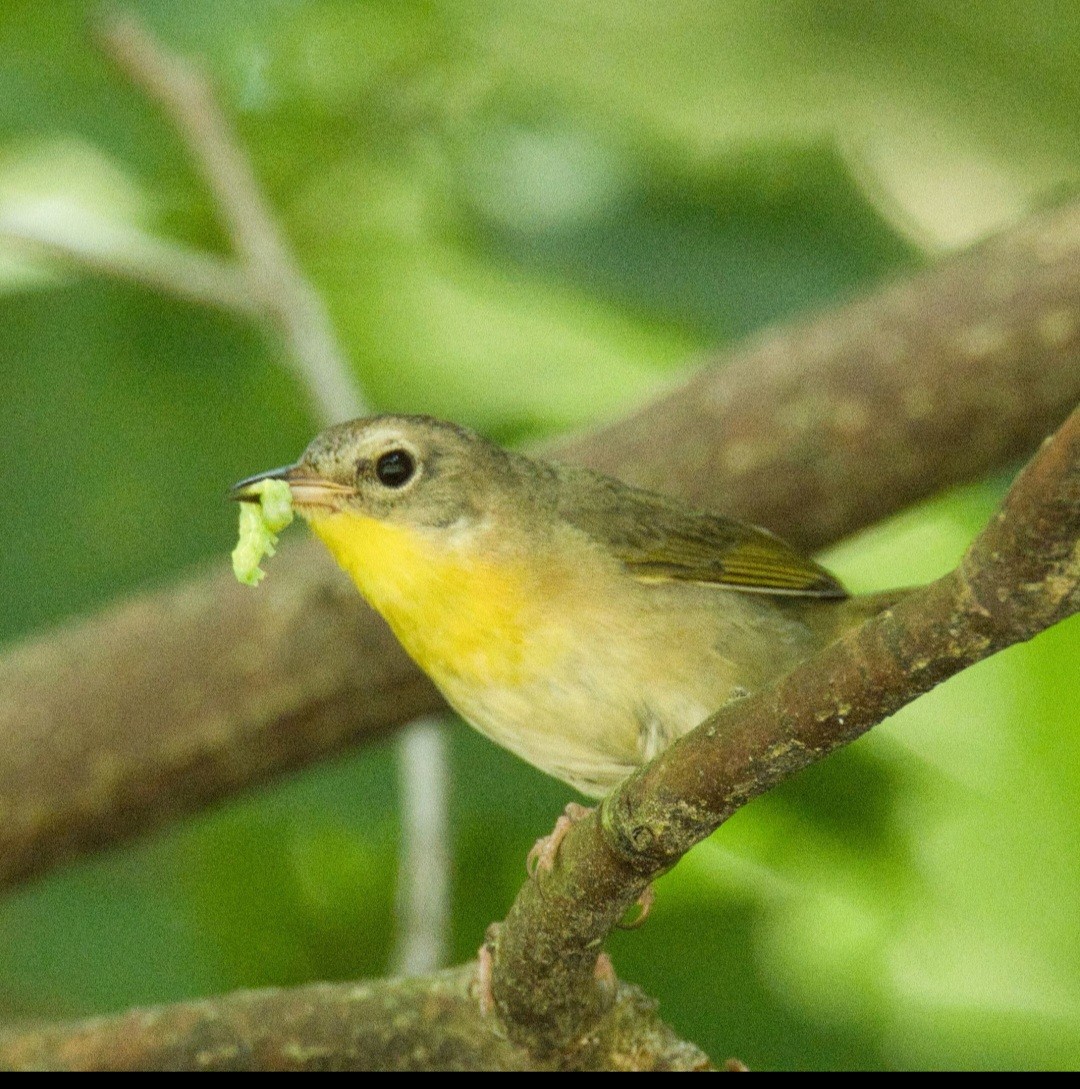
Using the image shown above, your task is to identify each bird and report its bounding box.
[232,413,904,817]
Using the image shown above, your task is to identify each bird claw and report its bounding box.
[617,883,656,929]
[476,924,616,1017]
[526,802,594,876]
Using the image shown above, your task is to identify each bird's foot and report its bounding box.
[594,951,617,1005]
[526,802,594,877]
[476,925,616,1016]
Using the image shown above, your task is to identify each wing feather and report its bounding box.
[552,463,847,599]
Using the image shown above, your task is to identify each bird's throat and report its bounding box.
[305,510,536,687]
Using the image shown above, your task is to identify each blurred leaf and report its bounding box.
[457,130,921,340]
[0,138,151,291]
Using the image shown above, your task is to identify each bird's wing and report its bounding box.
[555,467,848,599]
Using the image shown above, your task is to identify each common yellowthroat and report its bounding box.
[232,415,903,797]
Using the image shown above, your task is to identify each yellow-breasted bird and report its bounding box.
[232,414,905,804]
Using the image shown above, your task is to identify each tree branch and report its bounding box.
[560,202,1080,549]
[2,391,1074,1074]
[0,549,439,890]
[2,196,1079,893]
[490,402,1080,1056]
[0,964,711,1072]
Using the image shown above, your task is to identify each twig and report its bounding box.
[391,717,453,977]
[98,14,363,424]
[0,203,260,317]
[490,402,1080,1055]
[0,964,711,1071]
[92,13,454,978]
[2,183,1080,897]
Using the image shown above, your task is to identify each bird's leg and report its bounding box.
[527,802,594,876]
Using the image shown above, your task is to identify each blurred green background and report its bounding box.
[1,0,1078,1071]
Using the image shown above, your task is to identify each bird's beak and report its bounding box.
[228,464,355,511]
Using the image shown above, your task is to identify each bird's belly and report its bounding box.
[429,585,824,796]
[433,641,734,798]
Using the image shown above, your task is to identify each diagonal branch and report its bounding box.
[0,548,440,889]
[561,202,1080,547]
[490,402,1080,1055]
[1,195,1079,895]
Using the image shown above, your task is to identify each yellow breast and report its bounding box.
[306,510,548,688]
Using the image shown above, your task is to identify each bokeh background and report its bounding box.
[1,0,1079,1071]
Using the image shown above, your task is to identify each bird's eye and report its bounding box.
[375,448,416,488]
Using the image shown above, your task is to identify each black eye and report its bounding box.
[375,448,415,488]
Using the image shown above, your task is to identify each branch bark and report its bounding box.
[0,964,711,1072]
[561,202,1080,547]
[0,549,439,888]
[2,198,1080,892]
[491,402,1080,1056]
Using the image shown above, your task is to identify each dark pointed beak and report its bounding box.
[229,463,356,510]
[228,464,298,502]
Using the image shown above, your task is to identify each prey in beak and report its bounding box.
[229,464,355,513]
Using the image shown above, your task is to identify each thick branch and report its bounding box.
[0,549,440,889]
[561,203,1080,549]
[491,403,1080,1055]
[0,964,710,1072]
[2,199,1080,892]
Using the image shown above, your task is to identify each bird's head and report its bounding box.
[230,414,520,533]
[230,415,553,684]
